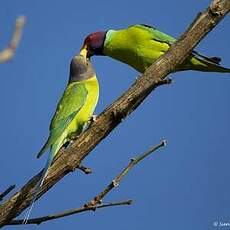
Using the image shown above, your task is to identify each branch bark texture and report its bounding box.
[0,0,229,227]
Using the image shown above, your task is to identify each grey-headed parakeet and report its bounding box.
[24,55,99,223]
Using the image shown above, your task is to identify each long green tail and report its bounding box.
[23,141,61,224]
[180,53,230,73]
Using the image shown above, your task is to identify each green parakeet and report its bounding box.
[24,55,99,223]
[80,24,230,73]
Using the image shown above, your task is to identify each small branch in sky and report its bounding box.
[8,140,165,225]
[77,165,92,174]
[8,200,132,225]
[155,78,173,86]
[0,185,16,202]
[85,140,166,207]
[0,16,26,64]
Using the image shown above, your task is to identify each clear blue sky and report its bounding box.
[0,0,230,229]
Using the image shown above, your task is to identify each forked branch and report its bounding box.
[8,140,165,225]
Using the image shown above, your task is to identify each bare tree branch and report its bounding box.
[85,140,166,207]
[8,200,132,225]
[0,16,26,64]
[0,185,15,202]
[8,140,164,225]
[0,0,229,227]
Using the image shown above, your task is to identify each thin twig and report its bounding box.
[0,16,26,64]
[8,200,132,225]
[86,140,166,206]
[0,185,16,201]
[77,165,92,174]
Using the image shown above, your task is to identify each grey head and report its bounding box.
[69,55,95,83]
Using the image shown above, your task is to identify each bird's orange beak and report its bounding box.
[79,44,88,58]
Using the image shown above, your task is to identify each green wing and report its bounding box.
[134,24,176,44]
[37,82,88,158]
[136,25,222,61]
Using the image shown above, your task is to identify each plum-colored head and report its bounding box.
[80,31,106,58]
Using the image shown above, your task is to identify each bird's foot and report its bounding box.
[87,115,97,127]
[63,135,79,149]
[63,141,70,149]
[90,114,97,122]
[70,136,78,142]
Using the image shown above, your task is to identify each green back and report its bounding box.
[50,82,87,130]
[133,24,176,44]
[104,24,177,72]
[37,81,88,158]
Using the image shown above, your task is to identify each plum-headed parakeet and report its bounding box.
[24,55,99,223]
[80,24,230,73]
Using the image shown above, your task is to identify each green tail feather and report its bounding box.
[182,55,230,73]
[37,142,50,158]
[37,111,78,159]
[23,142,60,224]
